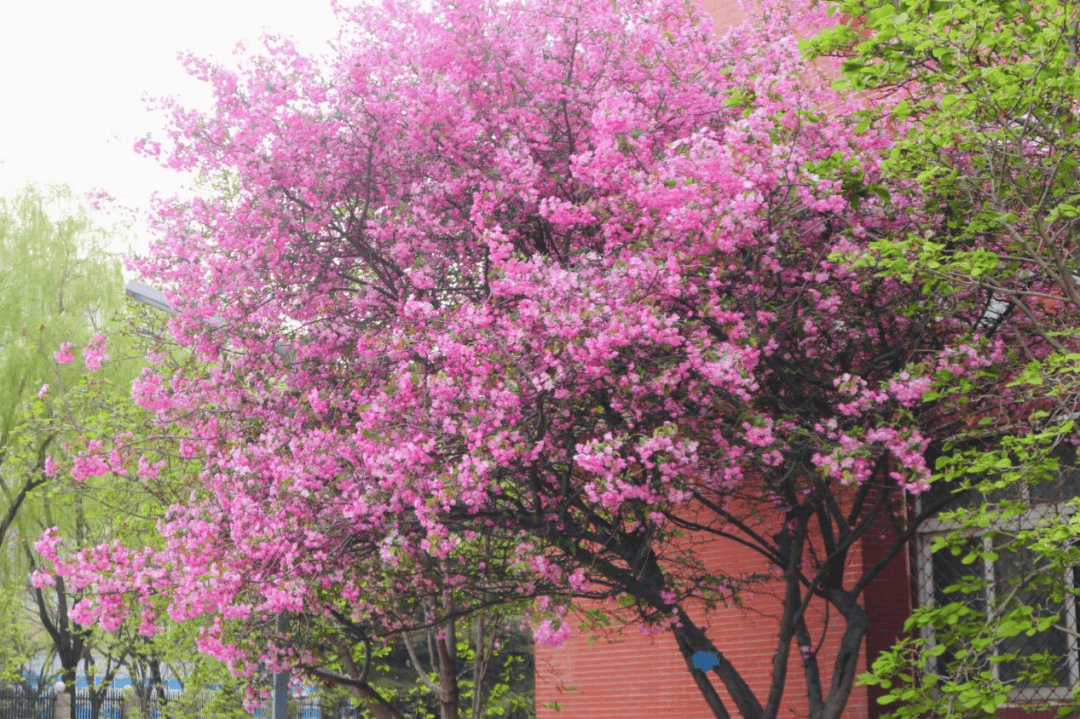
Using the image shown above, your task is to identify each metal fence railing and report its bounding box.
[0,686,56,719]
[3,686,531,719]
[75,689,124,719]
[251,698,360,719]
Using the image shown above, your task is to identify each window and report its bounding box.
[916,460,1080,702]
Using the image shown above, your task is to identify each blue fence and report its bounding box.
[3,686,523,719]
[73,690,123,719]
[249,697,358,719]
[0,687,55,719]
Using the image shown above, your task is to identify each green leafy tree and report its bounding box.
[812,0,1080,715]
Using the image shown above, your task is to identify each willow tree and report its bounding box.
[0,182,125,541]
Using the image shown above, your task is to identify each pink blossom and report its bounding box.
[35,527,62,562]
[83,333,109,372]
[30,570,55,588]
[533,619,571,648]
[54,342,75,365]
[71,440,110,481]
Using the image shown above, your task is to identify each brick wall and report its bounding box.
[533,516,908,719]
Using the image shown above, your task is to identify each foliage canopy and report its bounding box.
[40,0,1080,717]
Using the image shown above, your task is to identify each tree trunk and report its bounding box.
[435,633,461,719]
[62,668,76,719]
[149,658,170,718]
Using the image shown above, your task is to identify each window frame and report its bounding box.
[916,482,1080,703]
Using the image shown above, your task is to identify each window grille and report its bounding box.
[916,461,1080,702]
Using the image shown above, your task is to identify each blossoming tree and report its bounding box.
[37,0,1057,717]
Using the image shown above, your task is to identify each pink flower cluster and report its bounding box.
[83,333,109,372]
[53,342,75,365]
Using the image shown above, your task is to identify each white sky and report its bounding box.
[0,0,340,255]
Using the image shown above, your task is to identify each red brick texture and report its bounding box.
[534,518,912,719]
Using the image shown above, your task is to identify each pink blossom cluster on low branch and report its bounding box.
[40,0,1049,697]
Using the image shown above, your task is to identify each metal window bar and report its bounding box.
[917,479,1080,703]
[332,702,359,719]
[294,696,321,719]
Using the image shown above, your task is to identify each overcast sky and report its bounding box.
[0,0,340,253]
